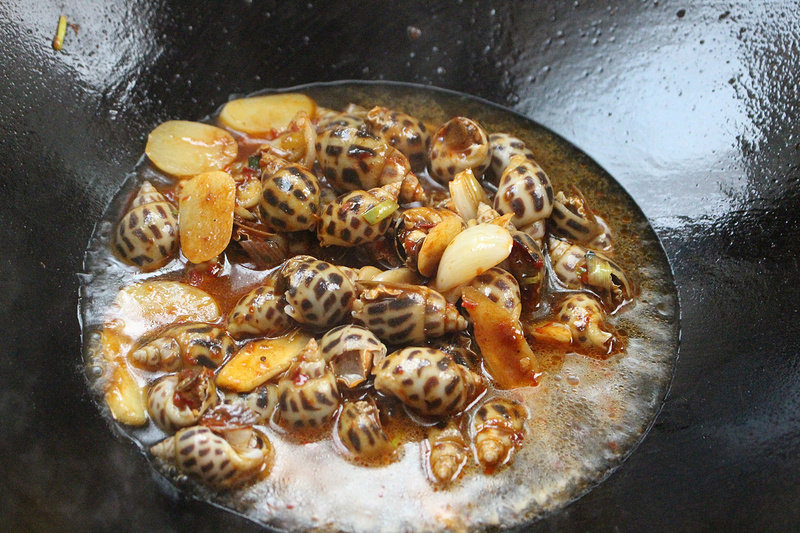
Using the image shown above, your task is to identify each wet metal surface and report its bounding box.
[0,1,798,531]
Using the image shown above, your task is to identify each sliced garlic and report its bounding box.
[219,93,316,135]
[179,171,236,264]
[145,120,237,177]
[215,330,312,393]
[435,223,513,291]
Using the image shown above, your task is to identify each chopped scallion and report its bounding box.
[520,274,541,286]
[362,199,398,225]
[53,15,67,51]
[247,154,260,170]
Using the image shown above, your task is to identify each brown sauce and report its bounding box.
[80,82,679,532]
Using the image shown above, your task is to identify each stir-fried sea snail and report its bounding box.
[365,106,431,173]
[227,270,294,339]
[259,163,320,232]
[146,367,218,432]
[260,110,318,170]
[548,237,634,310]
[352,281,468,344]
[315,126,425,203]
[317,184,399,247]
[222,385,279,425]
[113,181,179,271]
[494,154,554,228]
[486,133,536,183]
[318,324,387,388]
[277,339,340,428]
[281,255,356,328]
[316,107,367,134]
[428,117,491,184]
[555,293,616,354]
[470,397,527,469]
[150,424,272,489]
[373,347,484,417]
[336,400,394,460]
[463,267,522,320]
[130,323,235,371]
[501,230,546,311]
[425,421,469,485]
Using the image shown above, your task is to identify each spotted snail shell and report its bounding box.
[548,237,634,309]
[426,421,468,485]
[316,110,367,134]
[146,368,218,432]
[130,323,235,371]
[227,270,294,339]
[463,267,522,320]
[282,255,356,328]
[261,110,318,170]
[548,187,612,249]
[494,154,554,228]
[317,185,398,247]
[428,117,490,184]
[470,397,527,469]
[113,181,179,271]
[260,164,320,232]
[373,347,484,417]
[352,281,468,345]
[277,339,340,428]
[556,293,615,353]
[365,106,431,173]
[336,400,393,460]
[315,127,425,203]
[222,385,279,426]
[150,425,271,489]
[487,133,536,183]
[319,324,387,388]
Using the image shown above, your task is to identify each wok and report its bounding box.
[1,1,799,531]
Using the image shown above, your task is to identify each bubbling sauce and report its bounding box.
[81,82,679,532]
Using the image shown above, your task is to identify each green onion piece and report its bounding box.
[247,154,260,170]
[585,251,612,288]
[53,15,67,51]
[520,273,542,286]
[362,199,398,225]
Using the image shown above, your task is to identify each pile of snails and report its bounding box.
[102,92,636,491]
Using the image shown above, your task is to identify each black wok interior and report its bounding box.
[1,1,799,531]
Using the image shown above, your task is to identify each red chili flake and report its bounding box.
[293,373,309,386]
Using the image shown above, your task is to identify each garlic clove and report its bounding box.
[435,224,513,291]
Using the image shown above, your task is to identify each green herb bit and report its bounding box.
[247,154,261,170]
[362,199,399,225]
[520,274,542,286]
[53,15,67,51]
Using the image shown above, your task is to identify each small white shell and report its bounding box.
[435,224,513,291]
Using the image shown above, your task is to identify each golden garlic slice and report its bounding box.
[219,93,316,135]
[145,120,237,177]
[179,171,236,264]
[215,330,312,393]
